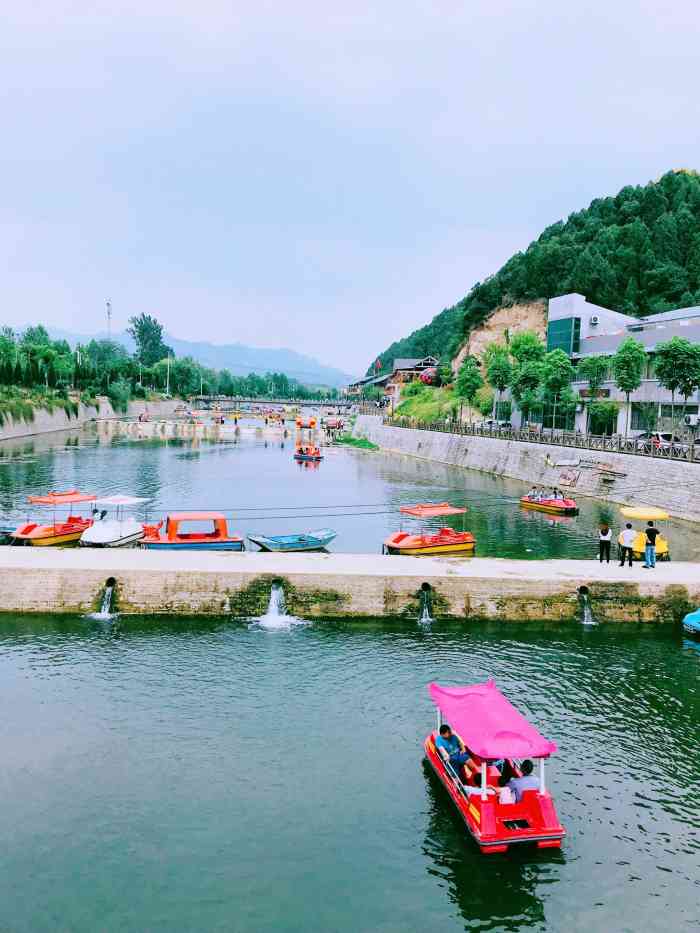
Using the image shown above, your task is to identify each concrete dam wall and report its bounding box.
[353,416,700,523]
[0,550,696,623]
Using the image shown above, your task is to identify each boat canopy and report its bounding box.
[400,502,467,518]
[429,679,557,760]
[167,511,227,522]
[28,490,96,506]
[95,495,150,508]
[620,506,669,520]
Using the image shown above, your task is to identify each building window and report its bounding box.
[660,404,698,418]
[547,317,580,355]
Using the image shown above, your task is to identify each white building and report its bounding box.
[539,293,700,435]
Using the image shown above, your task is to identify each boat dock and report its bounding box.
[0,549,697,622]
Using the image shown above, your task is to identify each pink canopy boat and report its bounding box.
[424,679,566,854]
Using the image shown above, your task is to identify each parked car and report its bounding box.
[477,419,512,430]
[634,432,686,453]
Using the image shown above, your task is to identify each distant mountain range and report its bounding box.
[42,327,352,387]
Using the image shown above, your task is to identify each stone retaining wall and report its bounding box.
[0,398,181,441]
[353,416,700,523]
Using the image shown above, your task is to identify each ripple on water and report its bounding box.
[0,616,698,933]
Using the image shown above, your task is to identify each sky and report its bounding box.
[2,2,700,375]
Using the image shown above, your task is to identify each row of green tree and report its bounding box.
[455,333,700,435]
[370,170,700,374]
[0,314,338,408]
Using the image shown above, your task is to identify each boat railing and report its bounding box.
[383,417,700,462]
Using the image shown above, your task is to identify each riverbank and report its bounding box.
[353,415,700,523]
[0,548,696,622]
[0,397,182,441]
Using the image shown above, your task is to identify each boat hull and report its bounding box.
[248,530,336,552]
[140,540,245,551]
[12,520,93,546]
[384,529,475,556]
[682,608,700,637]
[423,734,565,854]
[294,454,323,462]
[520,497,579,516]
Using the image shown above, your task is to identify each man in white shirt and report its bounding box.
[619,523,637,567]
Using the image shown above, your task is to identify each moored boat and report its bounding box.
[383,503,475,555]
[424,680,566,854]
[617,506,671,561]
[140,512,245,550]
[247,528,337,552]
[682,608,700,637]
[80,495,149,548]
[520,495,579,516]
[12,490,96,546]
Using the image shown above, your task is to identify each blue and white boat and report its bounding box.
[247,528,337,552]
[682,608,700,638]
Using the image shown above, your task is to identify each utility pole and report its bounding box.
[166,355,170,395]
[105,299,112,339]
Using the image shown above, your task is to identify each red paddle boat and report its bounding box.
[520,495,578,516]
[383,503,475,555]
[424,680,565,854]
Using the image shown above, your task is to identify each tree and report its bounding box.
[509,331,545,365]
[455,357,483,421]
[127,313,173,367]
[612,337,646,436]
[511,359,544,423]
[541,349,575,428]
[484,345,512,418]
[654,337,700,424]
[577,355,608,398]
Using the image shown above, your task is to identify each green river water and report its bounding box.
[0,616,698,932]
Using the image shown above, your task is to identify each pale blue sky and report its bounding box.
[2,1,699,373]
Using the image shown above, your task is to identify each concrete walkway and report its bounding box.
[0,547,696,584]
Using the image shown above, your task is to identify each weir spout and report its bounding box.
[419,584,434,624]
[578,586,596,626]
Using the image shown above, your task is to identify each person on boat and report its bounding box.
[465,772,497,796]
[526,486,537,499]
[507,760,540,801]
[643,520,660,569]
[436,723,477,781]
[619,522,636,568]
[599,523,612,563]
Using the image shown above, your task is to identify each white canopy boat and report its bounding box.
[79,495,149,548]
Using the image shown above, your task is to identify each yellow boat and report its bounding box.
[618,506,670,561]
[11,490,96,547]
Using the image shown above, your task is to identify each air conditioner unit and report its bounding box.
[590,315,600,326]
[684,414,700,427]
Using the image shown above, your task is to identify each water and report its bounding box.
[2,421,700,560]
[0,616,697,932]
[419,587,434,625]
[579,591,596,626]
[251,582,306,630]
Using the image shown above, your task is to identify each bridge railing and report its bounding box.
[382,416,698,463]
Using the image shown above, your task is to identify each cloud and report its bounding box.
[1,2,699,371]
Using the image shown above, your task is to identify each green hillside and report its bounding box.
[368,170,700,374]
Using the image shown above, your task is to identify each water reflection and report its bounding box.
[422,763,557,931]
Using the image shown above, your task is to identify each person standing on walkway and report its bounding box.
[643,520,659,569]
[599,523,612,563]
[619,523,636,567]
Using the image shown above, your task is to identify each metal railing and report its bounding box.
[383,416,699,463]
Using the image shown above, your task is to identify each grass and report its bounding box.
[334,434,379,450]
[394,385,458,421]
[0,388,79,426]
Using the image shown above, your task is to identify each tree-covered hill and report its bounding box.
[369,170,700,374]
